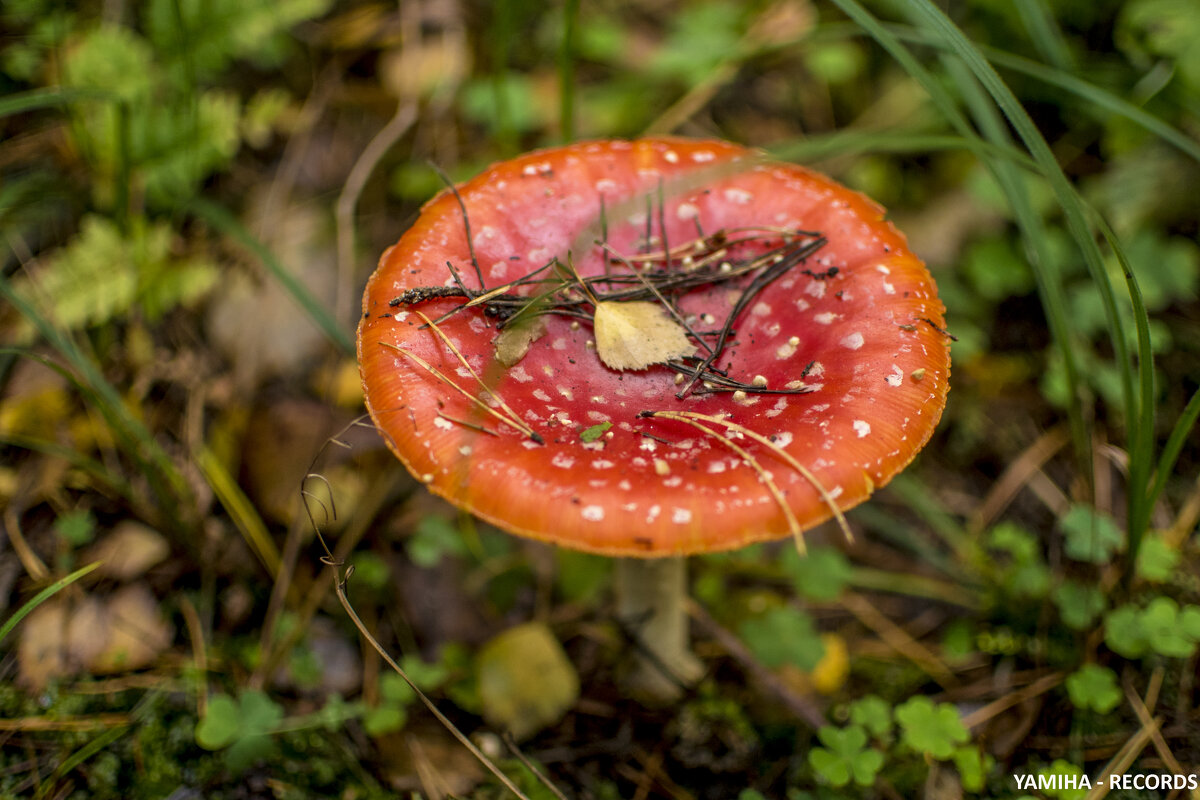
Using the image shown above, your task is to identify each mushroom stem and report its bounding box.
[614,555,703,702]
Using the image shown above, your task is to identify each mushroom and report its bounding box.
[358,138,950,702]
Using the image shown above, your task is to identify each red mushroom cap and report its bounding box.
[358,138,950,556]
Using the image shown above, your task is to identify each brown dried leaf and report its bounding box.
[493,317,547,367]
[593,301,693,371]
[87,520,170,580]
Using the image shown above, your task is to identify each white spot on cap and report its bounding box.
[676,202,699,220]
[672,508,693,524]
[654,459,670,475]
[724,188,752,204]
[592,460,614,470]
[773,431,794,447]
[510,365,533,383]
[853,420,871,437]
[840,332,865,350]
[664,150,679,163]
[752,301,772,316]
[886,365,904,387]
[708,461,727,474]
[814,312,838,325]
[533,389,551,402]
[434,417,453,431]
[581,505,605,521]
[552,453,575,468]
[776,340,798,359]
[692,150,715,162]
[805,281,826,299]
[647,505,662,522]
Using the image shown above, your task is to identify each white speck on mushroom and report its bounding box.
[724,188,752,204]
[581,505,605,522]
[814,312,839,325]
[459,446,472,456]
[522,440,540,449]
[510,365,533,383]
[586,410,610,423]
[557,385,574,400]
[455,366,472,379]
[774,431,794,447]
[776,340,798,359]
[707,461,727,474]
[840,332,865,350]
[592,459,614,470]
[640,439,657,453]
[664,150,679,163]
[542,364,555,377]
[394,311,410,322]
[589,479,608,488]
[752,375,768,387]
[554,411,573,426]
[663,476,683,487]
[420,473,434,483]
[766,397,789,418]
[853,420,871,438]
[796,299,811,312]
[882,281,896,295]
[886,365,904,387]
[808,361,826,377]
[733,391,759,406]
[805,281,826,299]
[676,202,698,219]
[828,486,844,500]
[552,337,568,350]
[619,480,632,491]
[752,301,772,317]
[646,505,661,522]
[692,150,715,162]
[911,368,926,382]
[672,508,693,524]
[434,417,453,431]
[532,389,551,402]
[654,458,671,475]
[552,453,575,469]
[595,178,617,193]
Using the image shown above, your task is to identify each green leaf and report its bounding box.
[1136,533,1181,583]
[379,672,415,707]
[399,654,449,691]
[238,689,284,735]
[407,515,469,567]
[580,422,612,443]
[1142,597,1199,658]
[953,745,988,792]
[738,606,824,670]
[1065,664,1121,714]
[1059,505,1124,565]
[363,704,408,737]
[195,694,241,750]
[1104,604,1148,658]
[809,725,884,787]
[1052,580,1106,630]
[895,696,969,759]
[783,546,852,601]
[848,695,893,740]
[54,509,96,547]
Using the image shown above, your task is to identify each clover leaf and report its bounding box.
[895,696,969,759]
[1065,664,1122,714]
[1059,505,1124,565]
[808,725,884,787]
[1052,580,1106,630]
[738,606,824,671]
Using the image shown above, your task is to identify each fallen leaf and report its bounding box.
[90,584,173,673]
[494,316,547,367]
[476,622,579,740]
[593,301,694,371]
[87,520,170,580]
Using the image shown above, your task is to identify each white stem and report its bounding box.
[613,555,703,702]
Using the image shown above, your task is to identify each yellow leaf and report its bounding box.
[593,301,693,371]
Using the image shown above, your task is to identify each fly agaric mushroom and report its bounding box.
[358,138,949,701]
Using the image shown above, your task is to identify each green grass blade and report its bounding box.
[1013,0,1074,71]
[769,130,1038,168]
[0,273,193,520]
[559,0,578,143]
[827,0,1092,474]
[980,46,1200,164]
[187,198,354,355]
[0,87,111,118]
[893,0,1147,522]
[1144,386,1200,521]
[0,562,102,646]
